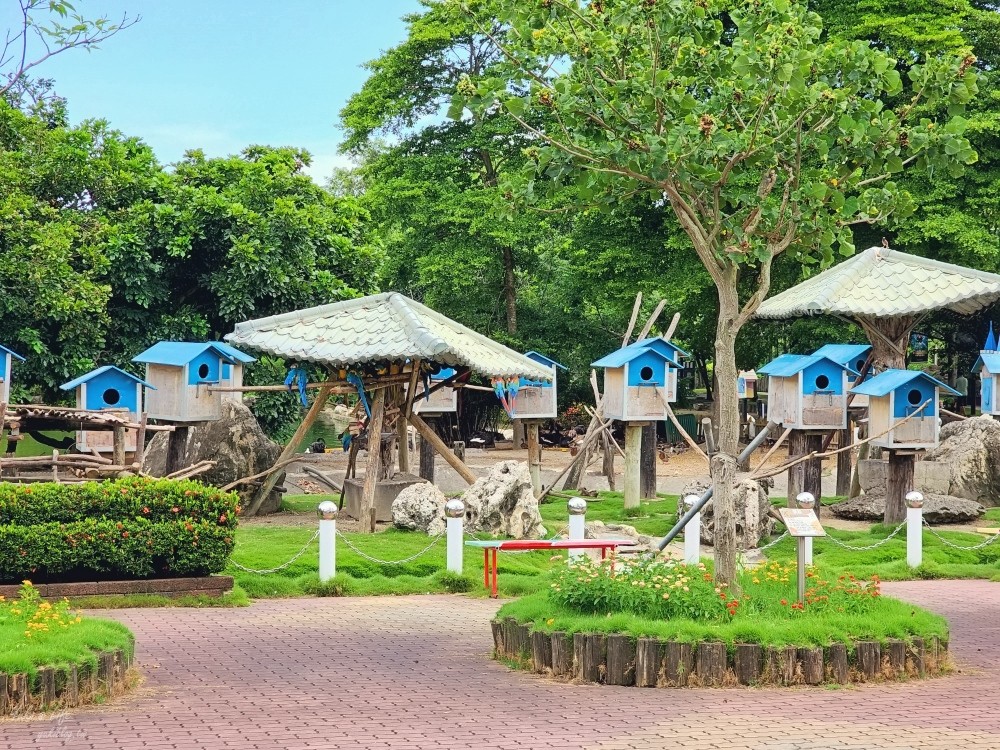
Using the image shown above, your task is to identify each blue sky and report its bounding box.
[3,0,423,180]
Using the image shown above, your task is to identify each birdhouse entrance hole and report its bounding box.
[102,388,121,406]
[907,389,922,406]
[815,374,830,390]
[198,363,210,379]
[639,366,654,381]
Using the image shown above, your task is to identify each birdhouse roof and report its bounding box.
[592,346,680,369]
[756,246,1000,319]
[811,344,872,367]
[524,351,567,370]
[757,354,858,378]
[631,337,690,360]
[0,344,25,362]
[60,366,155,392]
[972,352,1000,374]
[224,292,552,380]
[210,341,256,364]
[850,369,958,397]
[132,342,239,367]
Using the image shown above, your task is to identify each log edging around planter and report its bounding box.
[0,575,234,600]
[0,647,135,716]
[491,617,949,687]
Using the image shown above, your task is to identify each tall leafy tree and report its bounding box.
[464,0,977,586]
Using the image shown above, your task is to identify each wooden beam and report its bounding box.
[359,387,387,533]
[133,412,148,470]
[624,424,642,510]
[407,412,477,485]
[526,421,542,497]
[112,425,126,467]
[245,384,335,516]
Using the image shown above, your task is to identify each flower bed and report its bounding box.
[0,478,239,583]
[493,557,950,687]
[0,582,135,715]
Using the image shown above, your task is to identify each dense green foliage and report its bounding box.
[0,479,239,583]
[0,581,135,678]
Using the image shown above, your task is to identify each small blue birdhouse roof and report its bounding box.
[132,342,238,367]
[524,351,567,370]
[758,354,858,378]
[0,344,25,362]
[60,366,155,392]
[592,346,679,369]
[811,344,871,368]
[850,369,958,398]
[210,341,256,364]
[629,337,689,362]
[972,352,1000,374]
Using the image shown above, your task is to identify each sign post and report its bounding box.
[778,506,825,604]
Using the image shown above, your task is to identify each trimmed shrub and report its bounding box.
[0,478,238,583]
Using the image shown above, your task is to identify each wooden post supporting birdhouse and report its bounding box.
[526,420,542,497]
[640,422,657,499]
[624,423,643,510]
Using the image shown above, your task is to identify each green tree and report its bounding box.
[105,146,380,361]
[465,0,977,586]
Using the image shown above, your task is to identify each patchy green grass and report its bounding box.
[65,587,250,609]
[763,523,1000,581]
[0,583,134,678]
[280,494,335,513]
[227,524,557,599]
[540,491,679,536]
[499,589,948,648]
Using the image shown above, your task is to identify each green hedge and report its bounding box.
[0,478,238,583]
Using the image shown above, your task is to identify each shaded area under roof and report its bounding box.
[756,247,1000,319]
[225,293,552,381]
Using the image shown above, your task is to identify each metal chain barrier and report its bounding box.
[821,521,906,551]
[923,519,1000,551]
[336,528,444,564]
[756,531,789,552]
[228,529,320,574]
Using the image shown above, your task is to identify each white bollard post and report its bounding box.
[683,494,701,565]
[906,491,924,568]
[568,497,587,561]
[796,492,816,566]
[445,499,465,574]
[317,501,338,583]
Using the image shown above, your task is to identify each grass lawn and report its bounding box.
[539,492,679,536]
[0,583,134,678]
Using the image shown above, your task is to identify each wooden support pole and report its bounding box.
[246,384,335,517]
[526,421,542,497]
[134,412,148,470]
[408,411,477,485]
[602,431,616,492]
[804,433,823,517]
[787,430,806,505]
[624,423,642,510]
[640,422,657,499]
[397,417,410,474]
[835,421,852,498]
[359,388,387,533]
[418,419,436,482]
[51,450,59,483]
[885,450,914,525]
[112,424,126,468]
[165,425,190,476]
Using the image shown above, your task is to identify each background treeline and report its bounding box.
[3,0,1000,431]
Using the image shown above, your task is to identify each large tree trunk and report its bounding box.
[712,284,741,593]
[502,246,517,334]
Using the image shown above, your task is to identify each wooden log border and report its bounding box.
[491,620,950,688]
[0,647,135,716]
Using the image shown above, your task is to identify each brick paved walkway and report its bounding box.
[2,580,998,749]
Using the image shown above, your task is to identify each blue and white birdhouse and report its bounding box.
[757,354,858,430]
[132,342,240,422]
[513,351,566,420]
[412,365,458,414]
[973,352,1000,416]
[60,366,154,453]
[0,344,25,405]
[211,341,256,404]
[592,344,679,421]
[811,343,873,408]
[627,337,689,366]
[850,369,957,449]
